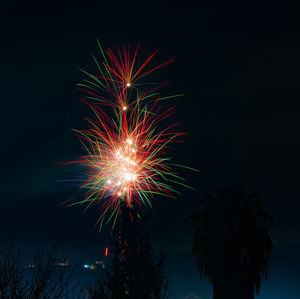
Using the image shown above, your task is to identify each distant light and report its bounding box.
[127,139,133,145]
[126,83,131,87]
[28,264,35,268]
[83,264,96,270]
[122,106,127,111]
[105,247,109,257]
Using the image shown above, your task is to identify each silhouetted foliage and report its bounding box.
[0,244,85,299]
[90,205,168,299]
[190,184,273,299]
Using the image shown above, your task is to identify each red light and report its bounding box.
[105,247,109,257]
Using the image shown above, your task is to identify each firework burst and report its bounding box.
[65,42,192,227]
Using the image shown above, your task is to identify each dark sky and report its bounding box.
[1,1,300,298]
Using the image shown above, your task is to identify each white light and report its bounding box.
[107,179,112,184]
[126,83,131,87]
[124,173,132,181]
[127,139,133,145]
[117,192,122,196]
[122,106,127,111]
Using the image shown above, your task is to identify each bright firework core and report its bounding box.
[105,138,139,199]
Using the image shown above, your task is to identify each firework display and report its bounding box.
[67,42,191,227]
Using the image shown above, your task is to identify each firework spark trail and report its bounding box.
[65,41,192,227]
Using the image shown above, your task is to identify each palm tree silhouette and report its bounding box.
[190,184,273,299]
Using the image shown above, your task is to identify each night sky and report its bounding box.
[1,1,300,298]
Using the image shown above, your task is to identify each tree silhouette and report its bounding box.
[90,205,167,299]
[190,184,273,299]
[0,244,85,298]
